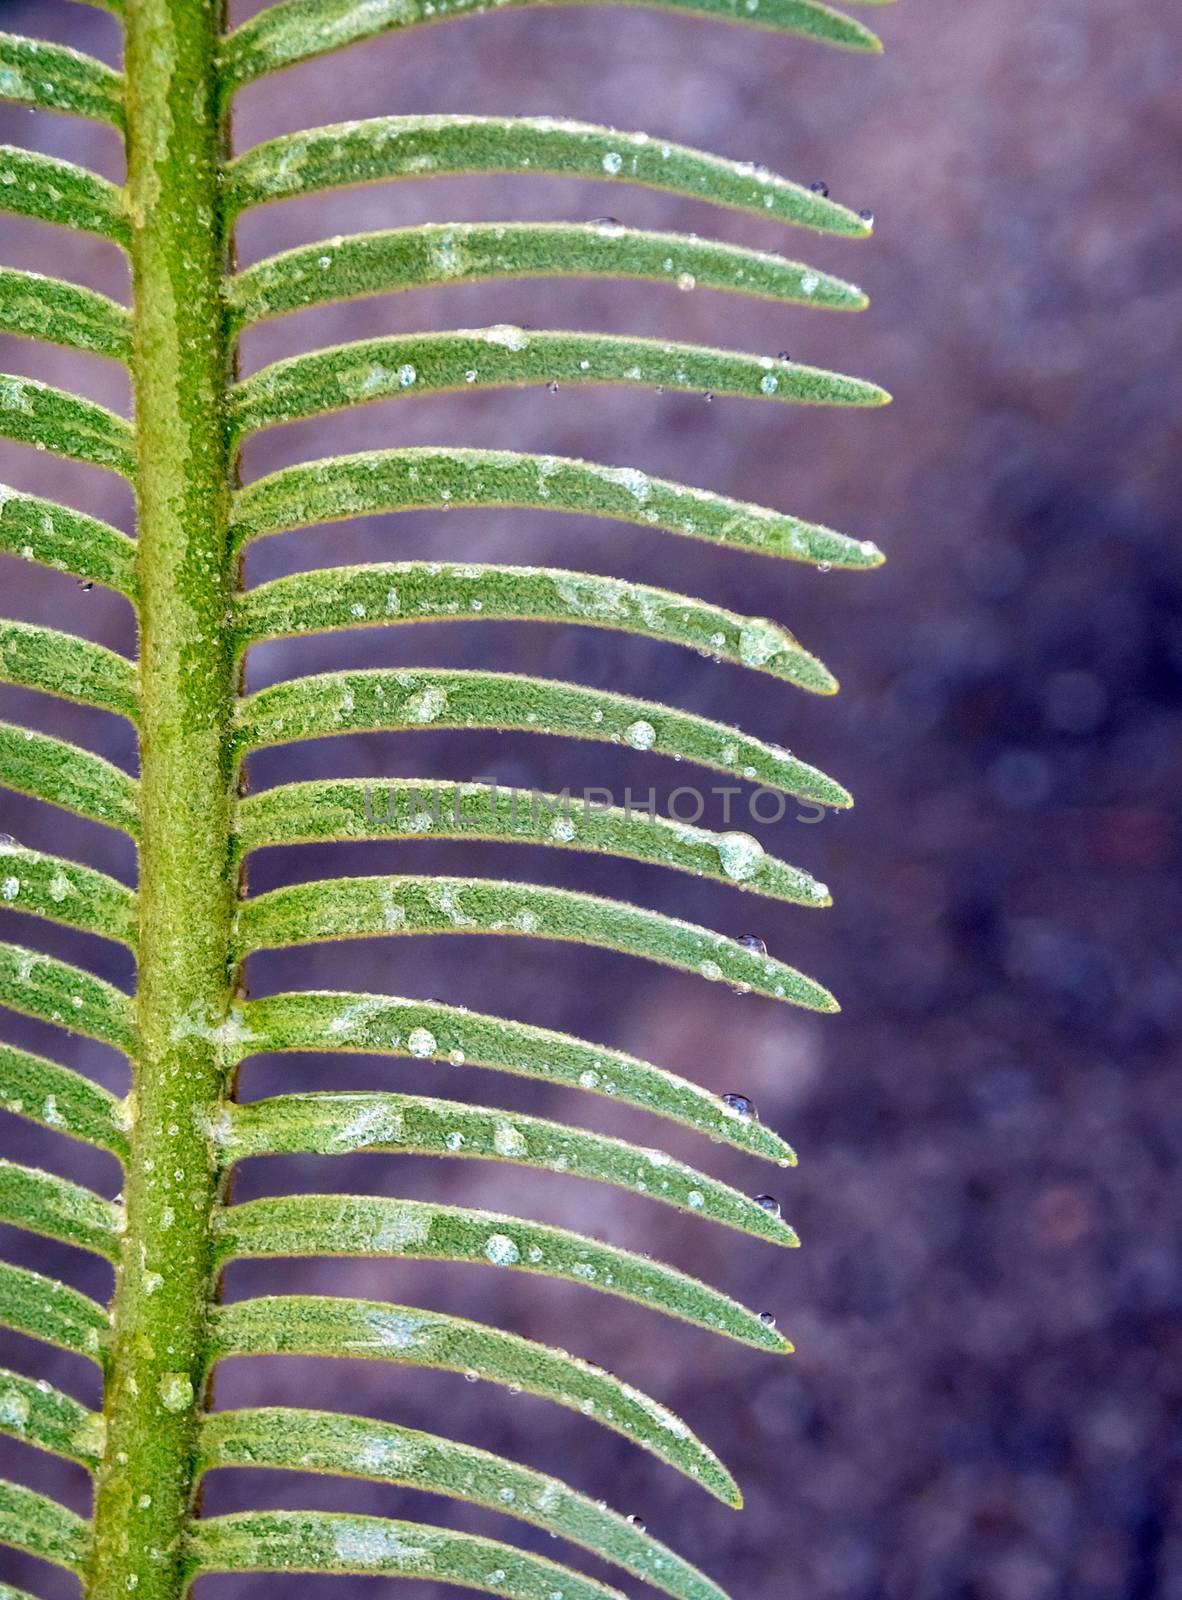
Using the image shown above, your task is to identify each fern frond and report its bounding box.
[208,1295,742,1498]
[0,1369,103,1467]
[231,327,886,439]
[0,269,131,362]
[0,33,125,127]
[233,562,836,693]
[198,1406,726,1600]
[0,722,139,834]
[0,1157,122,1259]
[230,448,883,568]
[223,115,873,234]
[229,221,866,329]
[221,1091,794,1241]
[0,145,127,242]
[233,778,826,902]
[0,1041,129,1155]
[0,941,135,1052]
[0,1481,89,1576]
[235,873,837,1007]
[0,1260,107,1362]
[234,666,851,805]
[0,621,139,720]
[221,0,887,92]
[236,990,798,1161]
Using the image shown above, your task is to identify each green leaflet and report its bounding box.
[221,0,884,92]
[0,1368,104,1467]
[0,1156,122,1260]
[212,1193,788,1349]
[0,1583,43,1600]
[232,562,837,695]
[233,667,850,808]
[235,874,836,1010]
[0,33,125,127]
[0,372,134,475]
[208,1294,739,1499]
[0,488,137,594]
[0,722,140,836]
[187,1510,627,1600]
[0,846,137,947]
[199,1406,725,1600]
[220,1092,796,1244]
[228,221,866,330]
[236,990,797,1165]
[233,777,826,905]
[0,941,137,1054]
[0,1480,90,1574]
[224,115,872,236]
[0,620,139,721]
[231,327,888,441]
[0,1041,130,1157]
[230,447,884,569]
[0,268,131,363]
[0,144,127,244]
[0,1260,107,1362]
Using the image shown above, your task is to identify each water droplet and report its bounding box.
[407,1027,437,1058]
[464,1369,479,1383]
[624,718,656,751]
[816,561,832,574]
[722,1093,757,1119]
[777,350,792,363]
[758,1311,778,1328]
[858,208,875,226]
[753,1194,781,1217]
[737,934,767,955]
[547,380,559,394]
[589,216,623,228]
[676,272,696,292]
[627,1514,648,1532]
[397,363,417,387]
[717,831,764,882]
[809,180,829,197]
[602,151,623,174]
[485,1233,521,1266]
[703,392,715,403]
[79,580,94,591]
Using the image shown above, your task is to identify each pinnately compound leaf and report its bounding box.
[220,0,885,92]
[232,668,851,808]
[208,1294,742,1499]
[232,562,837,694]
[218,1092,798,1244]
[235,990,798,1164]
[230,327,888,440]
[228,221,866,329]
[230,447,884,568]
[224,116,874,237]
[198,1406,726,1600]
[232,777,828,904]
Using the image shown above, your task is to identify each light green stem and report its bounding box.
[88,2,236,1595]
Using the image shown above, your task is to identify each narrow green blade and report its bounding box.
[0,1479,90,1574]
[213,1193,789,1350]
[0,1041,130,1157]
[231,447,884,569]
[228,221,865,330]
[0,372,134,474]
[225,116,873,237]
[233,561,836,694]
[0,33,125,126]
[0,620,139,720]
[0,1368,103,1466]
[231,327,888,441]
[0,721,139,836]
[233,777,827,905]
[0,845,136,947]
[232,667,850,809]
[0,487,136,594]
[221,1092,796,1245]
[0,145,127,244]
[199,1406,727,1600]
[238,989,797,1165]
[0,1156,122,1260]
[209,1294,740,1500]
[0,941,136,1054]
[0,1260,106,1362]
[234,874,836,1011]
[0,268,131,363]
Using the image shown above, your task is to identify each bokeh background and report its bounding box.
[2,1,1181,1596]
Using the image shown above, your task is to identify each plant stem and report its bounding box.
[89,2,235,1595]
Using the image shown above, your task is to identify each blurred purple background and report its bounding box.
[2,1,1181,1596]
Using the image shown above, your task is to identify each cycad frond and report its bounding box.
[0,3,891,1597]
